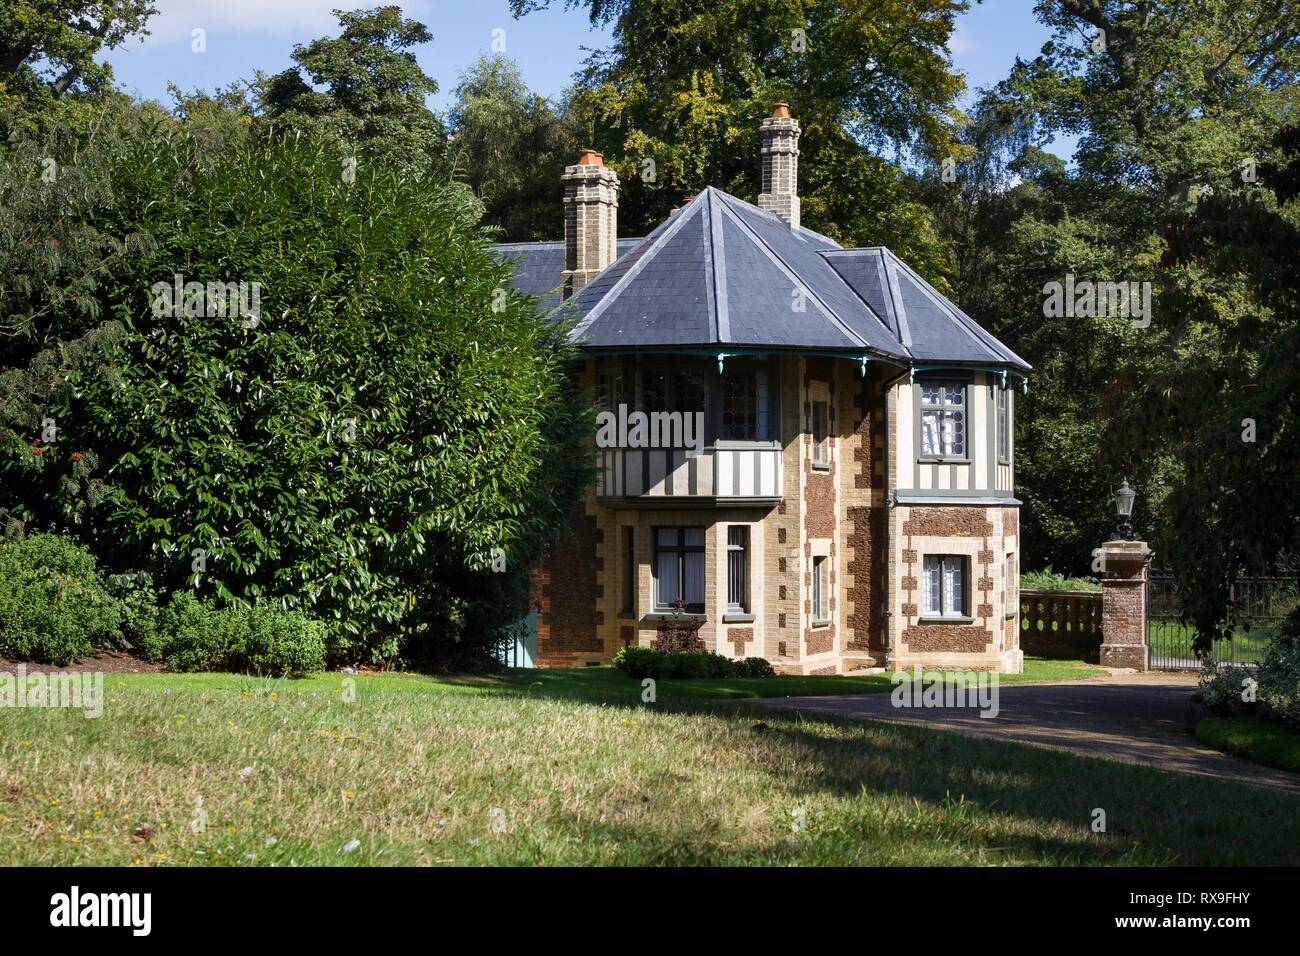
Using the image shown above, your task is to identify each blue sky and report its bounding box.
[103,0,1071,157]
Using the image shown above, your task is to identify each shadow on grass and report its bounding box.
[734,707,1300,865]
[451,670,1300,865]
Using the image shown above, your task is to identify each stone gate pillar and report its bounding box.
[1097,539,1154,671]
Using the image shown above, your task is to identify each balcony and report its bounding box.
[597,443,783,507]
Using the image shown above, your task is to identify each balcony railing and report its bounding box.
[597,444,783,506]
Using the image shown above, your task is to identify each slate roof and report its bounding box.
[497,186,1030,372]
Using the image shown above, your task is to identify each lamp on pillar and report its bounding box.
[1112,478,1136,541]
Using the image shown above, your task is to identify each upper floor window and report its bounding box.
[920,382,966,459]
[640,367,707,417]
[811,400,830,466]
[721,362,770,441]
[997,387,1010,463]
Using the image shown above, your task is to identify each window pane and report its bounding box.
[921,385,940,405]
[683,552,705,606]
[656,552,679,606]
[641,370,666,413]
[943,558,964,615]
[683,527,704,548]
[656,528,678,547]
[943,386,963,406]
[922,411,941,456]
[813,558,823,618]
[923,557,941,615]
[673,368,707,416]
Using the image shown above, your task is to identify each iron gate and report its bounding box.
[1147,573,1298,670]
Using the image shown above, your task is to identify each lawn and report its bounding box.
[1197,715,1300,774]
[4,661,1300,866]
[474,655,1104,704]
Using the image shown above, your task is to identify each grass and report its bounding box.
[475,656,1104,704]
[1196,715,1300,774]
[3,662,1299,866]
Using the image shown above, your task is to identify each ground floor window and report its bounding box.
[812,555,829,622]
[727,526,750,613]
[621,527,636,615]
[654,527,705,612]
[922,555,968,618]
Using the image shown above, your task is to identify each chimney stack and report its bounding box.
[758,103,800,229]
[562,149,620,298]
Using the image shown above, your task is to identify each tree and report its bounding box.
[446,54,579,241]
[515,0,969,279]
[259,5,446,173]
[0,107,592,664]
[0,0,156,143]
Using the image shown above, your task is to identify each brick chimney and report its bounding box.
[561,149,620,298]
[758,103,800,229]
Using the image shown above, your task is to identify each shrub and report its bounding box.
[0,533,121,665]
[613,646,774,681]
[1021,567,1101,592]
[1199,621,1300,730]
[151,592,325,677]
[652,602,705,654]
[107,571,163,657]
[1,120,591,667]
[243,605,327,677]
[734,657,776,678]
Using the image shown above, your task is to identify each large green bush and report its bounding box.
[0,533,121,665]
[1,110,591,665]
[614,646,775,681]
[149,592,326,677]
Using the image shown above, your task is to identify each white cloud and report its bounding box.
[139,0,436,46]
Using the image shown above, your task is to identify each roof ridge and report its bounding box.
[716,200,870,351]
[883,249,1030,367]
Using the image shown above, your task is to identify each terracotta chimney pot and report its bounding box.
[771,102,791,119]
[578,149,604,166]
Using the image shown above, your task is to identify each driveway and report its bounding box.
[753,672,1300,793]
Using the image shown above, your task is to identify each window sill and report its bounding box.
[811,619,832,629]
[722,612,755,623]
[918,616,975,626]
[917,457,971,465]
[811,461,831,471]
[643,611,707,623]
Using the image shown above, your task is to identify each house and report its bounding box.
[498,104,1031,674]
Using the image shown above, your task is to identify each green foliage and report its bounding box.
[446,54,578,241]
[1020,567,1100,593]
[0,108,592,666]
[613,645,773,680]
[258,5,446,174]
[0,0,157,143]
[521,0,969,274]
[0,532,121,664]
[150,592,326,677]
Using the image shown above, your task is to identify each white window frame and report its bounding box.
[922,555,969,620]
[812,555,830,624]
[919,381,967,461]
